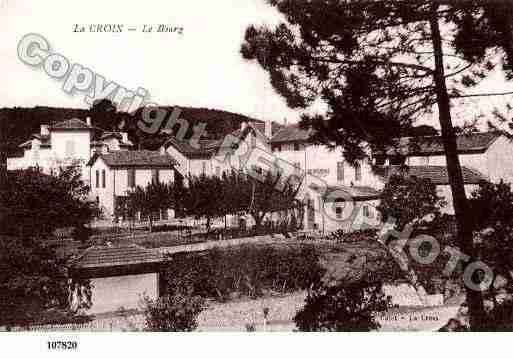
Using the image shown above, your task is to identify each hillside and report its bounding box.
[0,105,262,156]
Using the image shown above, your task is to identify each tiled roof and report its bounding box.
[74,244,165,269]
[19,134,51,148]
[88,150,178,168]
[163,123,264,158]
[270,124,313,144]
[313,184,381,201]
[376,165,486,185]
[388,132,503,156]
[163,136,220,158]
[51,118,93,130]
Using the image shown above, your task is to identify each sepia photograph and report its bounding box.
[2,0,513,355]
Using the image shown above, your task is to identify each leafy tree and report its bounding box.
[126,181,173,232]
[89,98,118,130]
[183,174,224,234]
[468,181,513,299]
[0,167,94,327]
[377,174,445,232]
[142,293,205,332]
[0,165,97,240]
[0,236,91,328]
[241,0,513,330]
[239,170,302,231]
[451,2,513,80]
[294,280,390,331]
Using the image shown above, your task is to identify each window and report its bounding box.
[215,166,221,177]
[127,168,135,188]
[293,143,300,151]
[307,199,314,209]
[362,205,371,218]
[101,169,106,188]
[252,165,263,175]
[95,170,99,188]
[272,145,281,152]
[355,162,362,181]
[335,206,343,219]
[152,169,160,184]
[202,162,206,175]
[65,140,75,157]
[337,161,344,182]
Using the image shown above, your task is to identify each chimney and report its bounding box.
[40,124,49,137]
[283,117,288,126]
[121,132,129,144]
[241,122,247,132]
[86,116,92,127]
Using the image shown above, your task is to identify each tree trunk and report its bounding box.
[253,212,264,234]
[148,215,153,233]
[206,217,211,236]
[430,4,485,330]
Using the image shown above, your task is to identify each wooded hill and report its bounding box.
[0,105,261,157]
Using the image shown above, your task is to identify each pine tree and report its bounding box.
[241,0,513,329]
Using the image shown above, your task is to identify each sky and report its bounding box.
[1,0,512,129]
[0,0,300,124]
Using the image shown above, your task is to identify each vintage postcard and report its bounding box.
[1,1,513,352]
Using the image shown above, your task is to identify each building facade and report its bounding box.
[161,121,271,179]
[87,150,177,218]
[7,117,133,182]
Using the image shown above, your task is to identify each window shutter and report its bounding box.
[337,162,344,182]
[128,169,135,188]
[355,162,362,181]
[95,170,99,188]
[102,169,106,188]
[152,169,159,183]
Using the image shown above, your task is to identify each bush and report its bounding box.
[142,293,205,331]
[326,229,377,243]
[294,280,390,331]
[161,244,325,301]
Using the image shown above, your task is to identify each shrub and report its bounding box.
[326,229,377,243]
[142,293,205,332]
[162,244,325,301]
[482,299,513,331]
[294,280,390,331]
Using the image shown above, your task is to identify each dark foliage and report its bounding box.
[161,244,325,301]
[0,166,98,240]
[469,181,513,306]
[294,280,390,332]
[377,174,445,232]
[0,104,261,157]
[326,229,378,243]
[142,293,205,332]
[0,166,95,326]
[482,299,513,331]
[183,170,302,232]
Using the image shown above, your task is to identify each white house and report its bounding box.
[268,127,513,233]
[269,124,383,233]
[7,117,133,181]
[161,121,272,179]
[380,131,513,184]
[86,150,177,218]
